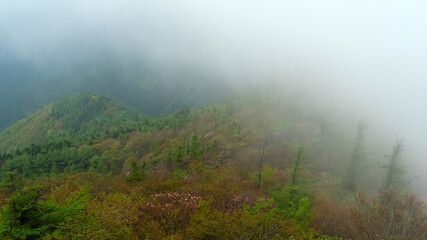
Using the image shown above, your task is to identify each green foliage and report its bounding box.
[0,171,24,194]
[219,208,283,240]
[0,141,100,180]
[243,197,277,215]
[228,119,242,140]
[186,200,223,239]
[172,168,188,180]
[286,197,313,227]
[124,158,148,182]
[0,185,90,240]
[249,166,276,183]
[270,184,312,226]
[290,145,306,186]
[269,145,313,227]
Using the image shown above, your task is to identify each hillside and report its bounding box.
[0,93,145,153]
[0,89,425,240]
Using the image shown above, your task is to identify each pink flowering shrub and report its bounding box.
[203,132,213,141]
[137,192,201,233]
[224,194,251,212]
[217,150,231,166]
[208,150,231,166]
[184,175,193,183]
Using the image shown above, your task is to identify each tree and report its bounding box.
[344,119,368,193]
[125,158,148,182]
[271,145,312,227]
[0,171,24,194]
[381,138,407,190]
[290,144,305,187]
[257,138,270,188]
[0,185,89,240]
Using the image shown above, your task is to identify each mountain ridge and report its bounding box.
[0,92,145,153]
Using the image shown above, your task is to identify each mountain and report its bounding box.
[0,92,145,153]
[0,50,233,131]
[0,88,425,240]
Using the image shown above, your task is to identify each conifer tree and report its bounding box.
[257,138,270,188]
[381,138,407,190]
[344,119,368,192]
[0,185,89,239]
[270,144,312,226]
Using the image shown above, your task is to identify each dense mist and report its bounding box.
[1,1,426,194]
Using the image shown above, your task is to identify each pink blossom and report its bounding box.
[203,132,213,141]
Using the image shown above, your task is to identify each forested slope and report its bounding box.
[0,93,145,153]
[0,89,425,239]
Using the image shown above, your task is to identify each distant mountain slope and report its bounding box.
[0,93,145,152]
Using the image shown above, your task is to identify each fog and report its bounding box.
[1,1,426,194]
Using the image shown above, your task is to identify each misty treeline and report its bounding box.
[0,89,425,239]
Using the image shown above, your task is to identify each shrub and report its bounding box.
[350,189,427,240]
[135,192,201,236]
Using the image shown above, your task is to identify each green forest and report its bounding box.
[0,93,146,153]
[0,89,425,239]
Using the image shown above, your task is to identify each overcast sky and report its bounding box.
[1,0,426,193]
